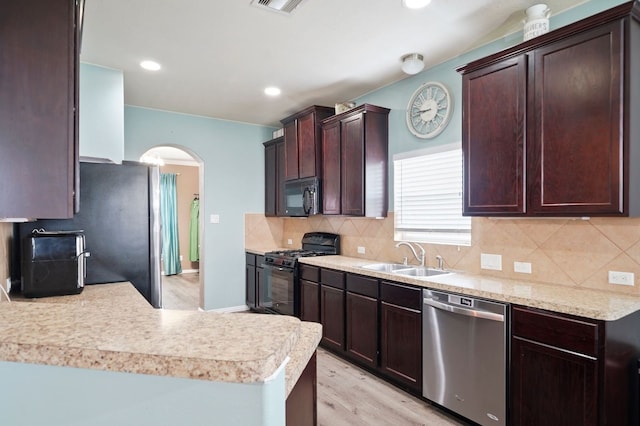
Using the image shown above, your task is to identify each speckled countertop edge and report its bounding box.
[299,256,640,321]
[284,322,322,397]
[0,283,322,386]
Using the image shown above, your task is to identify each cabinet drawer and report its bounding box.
[321,269,345,289]
[299,264,319,282]
[512,306,600,357]
[346,274,378,298]
[245,253,256,266]
[380,281,421,311]
[256,255,264,266]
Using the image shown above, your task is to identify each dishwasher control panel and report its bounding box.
[449,294,474,308]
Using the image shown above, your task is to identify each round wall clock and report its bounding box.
[406,81,452,139]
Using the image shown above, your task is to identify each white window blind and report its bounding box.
[394,144,471,246]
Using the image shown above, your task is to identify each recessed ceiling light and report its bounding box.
[402,0,431,9]
[264,86,281,96]
[140,60,161,71]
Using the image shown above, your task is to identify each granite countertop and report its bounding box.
[0,283,321,396]
[299,255,640,321]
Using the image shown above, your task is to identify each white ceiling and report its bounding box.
[80,0,588,128]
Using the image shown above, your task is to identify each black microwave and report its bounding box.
[284,177,320,217]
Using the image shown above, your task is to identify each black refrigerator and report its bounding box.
[16,160,162,307]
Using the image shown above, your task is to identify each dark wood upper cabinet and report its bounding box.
[459,1,640,217]
[462,55,527,215]
[1,0,81,219]
[281,106,334,181]
[263,137,284,217]
[321,104,390,217]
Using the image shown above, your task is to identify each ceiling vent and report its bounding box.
[250,0,308,15]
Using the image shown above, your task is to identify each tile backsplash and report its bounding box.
[245,213,640,296]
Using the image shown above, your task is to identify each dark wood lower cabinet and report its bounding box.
[286,352,317,426]
[511,305,640,425]
[300,279,320,323]
[345,292,378,368]
[511,337,597,426]
[320,285,345,351]
[380,301,422,392]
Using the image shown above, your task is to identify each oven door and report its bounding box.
[260,263,296,316]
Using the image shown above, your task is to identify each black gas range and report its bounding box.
[258,232,340,316]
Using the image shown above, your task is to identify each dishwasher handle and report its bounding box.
[423,297,505,322]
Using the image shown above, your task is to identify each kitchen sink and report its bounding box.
[360,263,453,279]
[360,263,414,272]
[393,266,451,278]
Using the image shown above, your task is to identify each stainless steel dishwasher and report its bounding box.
[422,289,507,426]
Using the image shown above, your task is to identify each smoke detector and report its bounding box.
[251,0,308,15]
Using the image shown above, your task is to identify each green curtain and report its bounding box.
[189,197,199,261]
[160,173,182,276]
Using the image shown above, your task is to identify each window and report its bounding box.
[393,143,471,246]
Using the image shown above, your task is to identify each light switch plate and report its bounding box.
[481,253,502,271]
[609,271,634,286]
[209,214,220,224]
[287,239,293,245]
[514,261,532,274]
[357,246,366,254]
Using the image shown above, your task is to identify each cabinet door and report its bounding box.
[529,21,623,215]
[300,279,320,323]
[276,140,286,216]
[297,113,317,179]
[320,285,345,351]
[380,301,422,392]
[341,114,365,216]
[345,292,378,368]
[284,120,299,181]
[1,0,78,219]
[246,264,256,308]
[511,337,598,426]
[322,121,341,215]
[264,143,277,216]
[462,55,527,215]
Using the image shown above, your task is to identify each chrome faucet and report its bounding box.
[395,241,425,266]
[436,255,444,270]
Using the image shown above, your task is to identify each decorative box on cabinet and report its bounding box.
[511,305,640,425]
[263,137,285,216]
[281,106,334,181]
[458,1,640,217]
[0,0,83,219]
[320,104,390,217]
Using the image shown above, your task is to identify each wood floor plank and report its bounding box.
[161,272,200,310]
[317,348,467,426]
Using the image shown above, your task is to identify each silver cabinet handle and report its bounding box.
[423,297,504,322]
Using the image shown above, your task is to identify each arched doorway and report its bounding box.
[141,146,204,310]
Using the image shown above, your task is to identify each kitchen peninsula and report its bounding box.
[0,283,321,425]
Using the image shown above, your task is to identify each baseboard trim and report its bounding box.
[208,305,251,313]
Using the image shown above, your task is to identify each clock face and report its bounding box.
[406,81,452,139]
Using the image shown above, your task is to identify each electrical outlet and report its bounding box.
[481,253,502,271]
[357,246,366,254]
[514,261,532,274]
[287,239,293,245]
[4,277,10,293]
[179,255,183,261]
[608,271,635,286]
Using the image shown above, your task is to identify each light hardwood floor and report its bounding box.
[161,272,200,310]
[317,348,467,426]
[160,276,467,425]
